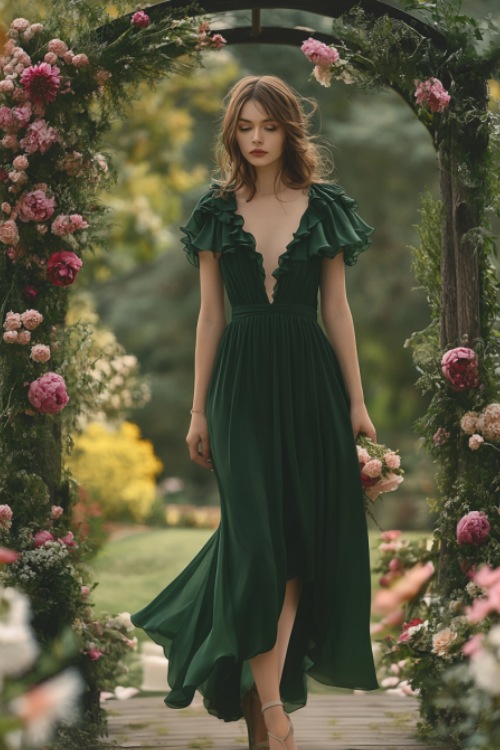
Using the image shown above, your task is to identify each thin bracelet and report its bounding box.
[190,408,206,414]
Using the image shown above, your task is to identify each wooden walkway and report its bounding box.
[105,694,449,749]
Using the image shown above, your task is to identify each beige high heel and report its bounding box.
[261,700,294,749]
[241,685,270,750]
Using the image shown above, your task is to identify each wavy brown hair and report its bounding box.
[214,75,332,200]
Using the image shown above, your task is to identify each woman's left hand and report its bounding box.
[350,402,377,442]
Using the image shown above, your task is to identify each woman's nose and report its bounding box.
[252,129,263,143]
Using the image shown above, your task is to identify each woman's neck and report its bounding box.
[253,164,284,196]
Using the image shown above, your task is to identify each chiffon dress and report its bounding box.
[131,181,380,721]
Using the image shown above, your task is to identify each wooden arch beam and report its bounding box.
[97,0,447,47]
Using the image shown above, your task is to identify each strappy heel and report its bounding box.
[261,700,294,749]
[242,685,270,750]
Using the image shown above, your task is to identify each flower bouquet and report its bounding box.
[356,436,404,527]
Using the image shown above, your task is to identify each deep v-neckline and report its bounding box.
[232,189,312,305]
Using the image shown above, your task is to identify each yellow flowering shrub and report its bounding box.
[66,421,163,521]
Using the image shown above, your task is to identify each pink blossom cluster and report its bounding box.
[415,77,451,113]
[51,213,89,236]
[432,427,450,446]
[18,187,56,222]
[357,442,404,501]
[464,565,500,623]
[30,343,51,363]
[20,118,59,154]
[33,529,77,548]
[379,556,404,588]
[0,103,32,131]
[7,18,44,45]
[461,403,500,445]
[0,503,13,530]
[0,546,20,563]
[456,510,490,546]
[441,346,479,391]
[2,308,43,345]
[301,37,340,66]
[398,617,425,643]
[27,371,69,414]
[196,22,227,51]
[51,505,64,519]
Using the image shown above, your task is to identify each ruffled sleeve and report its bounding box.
[180,188,226,268]
[301,183,374,266]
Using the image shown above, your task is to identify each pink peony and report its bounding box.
[20,119,59,155]
[131,10,150,28]
[10,18,30,32]
[209,33,226,50]
[72,53,89,68]
[33,529,55,547]
[456,510,490,545]
[356,445,370,464]
[1,134,19,150]
[2,330,18,343]
[20,308,43,330]
[301,37,340,66]
[21,62,61,105]
[460,411,479,435]
[44,52,58,65]
[415,77,451,113]
[0,80,15,93]
[47,250,82,286]
[27,371,70,414]
[17,329,31,345]
[441,347,479,391]
[51,213,89,236]
[47,39,68,56]
[468,434,484,450]
[0,546,20,563]
[18,189,56,222]
[9,169,28,185]
[30,343,51,363]
[3,310,22,330]
[361,458,382,479]
[364,472,404,501]
[0,504,13,530]
[51,505,64,519]
[384,452,401,470]
[0,219,20,245]
[313,65,333,87]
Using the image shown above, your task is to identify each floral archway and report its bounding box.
[0,1,499,747]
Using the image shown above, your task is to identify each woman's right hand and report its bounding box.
[186,414,213,470]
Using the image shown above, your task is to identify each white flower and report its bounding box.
[10,668,84,746]
[0,586,39,686]
[488,624,500,649]
[113,612,135,632]
[470,649,500,696]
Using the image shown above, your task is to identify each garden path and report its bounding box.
[105,693,450,749]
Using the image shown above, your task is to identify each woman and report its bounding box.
[131,75,379,750]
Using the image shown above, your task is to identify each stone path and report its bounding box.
[105,693,450,749]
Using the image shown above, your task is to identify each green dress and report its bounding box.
[131,182,380,721]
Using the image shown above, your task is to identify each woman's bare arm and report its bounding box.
[320,252,376,442]
[186,250,227,469]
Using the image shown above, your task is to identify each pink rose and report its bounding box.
[20,308,43,330]
[0,546,20,563]
[10,18,30,32]
[209,33,226,50]
[131,11,150,28]
[1,135,19,151]
[34,529,55,547]
[9,170,28,185]
[30,24,44,34]
[384,452,401,470]
[44,52,58,65]
[0,80,15,93]
[381,530,402,542]
[30,343,51,363]
[0,504,13,530]
[81,585,91,597]
[47,250,82,286]
[301,37,340,66]
[2,330,18,343]
[87,648,103,661]
[0,219,20,245]
[51,213,88,236]
[62,50,74,64]
[12,155,29,171]
[20,119,59,155]
[21,62,61,106]
[18,189,56,222]
[356,445,370,464]
[72,53,89,68]
[364,472,404,501]
[59,531,77,548]
[27,371,70,414]
[415,77,451,113]
[47,39,68,56]
[17,329,31,345]
[51,505,63,519]
[456,510,490,545]
[441,347,479,391]
[468,434,484,451]
[361,458,382,479]
[3,311,22,330]
[460,411,479,435]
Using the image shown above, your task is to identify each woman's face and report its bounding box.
[235,99,285,170]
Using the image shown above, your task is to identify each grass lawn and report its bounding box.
[90,526,432,621]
